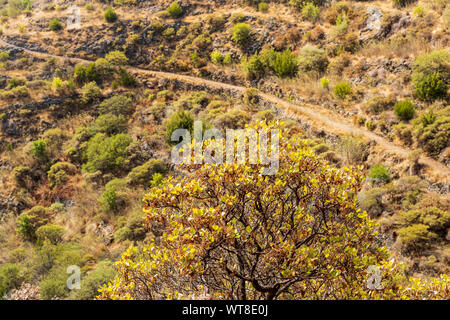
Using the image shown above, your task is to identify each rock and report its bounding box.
[360,6,382,42]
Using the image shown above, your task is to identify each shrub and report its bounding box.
[192,34,211,50]
[83,133,132,173]
[16,206,49,240]
[210,50,223,65]
[31,138,47,159]
[334,81,351,99]
[70,260,116,300]
[368,164,391,184]
[258,2,268,12]
[0,86,30,100]
[394,100,415,120]
[99,182,123,213]
[119,68,136,87]
[36,224,65,244]
[232,23,251,49]
[47,162,77,189]
[412,50,449,101]
[213,109,251,129]
[271,48,298,77]
[91,113,127,136]
[302,2,320,21]
[105,51,128,66]
[104,7,118,23]
[242,54,265,80]
[0,51,9,61]
[206,14,226,31]
[0,264,22,298]
[49,18,63,31]
[362,95,396,114]
[297,45,328,73]
[393,0,415,7]
[114,212,146,242]
[412,106,450,157]
[166,110,194,144]
[167,1,182,18]
[99,95,133,115]
[320,77,329,89]
[126,159,168,187]
[223,54,232,65]
[81,82,102,104]
[414,72,447,101]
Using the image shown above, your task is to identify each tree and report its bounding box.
[99,122,419,300]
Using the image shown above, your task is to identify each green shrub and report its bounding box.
[104,7,118,23]
[118,68,136,87]
[232,23,251,49]
[31,138,47,159]
[302,2,320,21]
[368,164,391,184]
[81,82,102,104]
[210,50,223,65]
[0,264,22,298]
[242,54,265,80]
[272,48,298,77]
[91,113,127,136]
[394,100,415,120]
[258,2,268,12]
[49,18,63,31]
[99,95,133,115]
[213,109,251,129]
[412,106,450,157]
[414,72,447,101]
[297,45,328,73]
[167,1,182,18]
[0,86,30,100]
[16,206,50,240]
[83,133,132,173]
[334,81,351,99]
[70,260,116,300]
[192,34,211,50]
[0,51,9,61]
[166,110,195,144]
[47,162,77,189]
[412,50,449,101]
[114,212,146,242]
[126,159,168,187]
[320,77,329,89]
[36,224,65,245]
[105,51,128,66]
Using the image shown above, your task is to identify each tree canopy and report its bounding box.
[97,122,450,300]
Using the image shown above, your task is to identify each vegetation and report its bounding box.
[232,23,251,49]
[104,7,118,23]
[167,1,183,18]
[394,100,415,120]
[49,18,63,31]
[0,0,448,302]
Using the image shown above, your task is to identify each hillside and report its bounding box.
[0,0,449,300]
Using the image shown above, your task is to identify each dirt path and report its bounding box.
[1,39,449,183]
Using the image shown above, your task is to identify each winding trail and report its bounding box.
[1,39,449,183]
